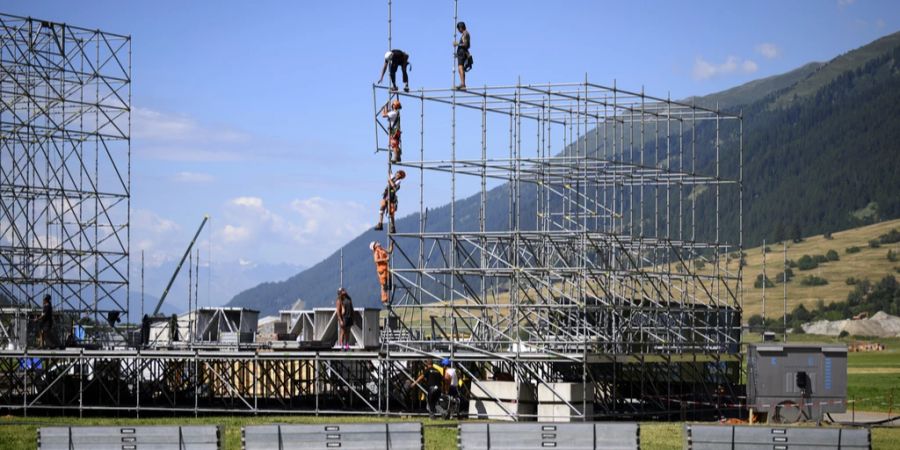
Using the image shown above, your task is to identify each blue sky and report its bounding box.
[4,0,899,274]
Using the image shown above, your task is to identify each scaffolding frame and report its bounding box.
[0,14,131,337]
[374,77,744,418]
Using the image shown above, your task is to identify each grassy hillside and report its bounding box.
[738,218,900,318]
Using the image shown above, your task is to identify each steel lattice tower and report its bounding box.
[0,14,131,331]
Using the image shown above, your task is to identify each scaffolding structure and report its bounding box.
[374,77,744,418]
[0,8,747,420]
[0,14,131,341]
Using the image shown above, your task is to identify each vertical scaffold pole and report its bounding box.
[450,0,458,311]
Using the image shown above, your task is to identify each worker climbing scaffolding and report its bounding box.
[375,169,405,233]
[381,98,402,163]
[369,240,393,305]
[369,0,469,309]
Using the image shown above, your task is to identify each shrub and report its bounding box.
[813,254,828,264]
[800,275,828,286]
[786,259,798,268]
[869,239,881,248]
[791,304,812,323]
[693,259,706,270]
[824,231,833,240]
[763,246,772,253]
[846,277,859,285]
[826,249,839,261]
[888,250,898,263]
[839,330,849,338]
[793,322,806,334]
[797,255,818,271]
[846,246,861,254]
[754,274,775,289]
[775,268,794,283]
[878,229,900,245]
[748,314,764,328]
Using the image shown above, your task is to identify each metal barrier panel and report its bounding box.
[242,422,423,450]
[458,422,639,450]
[685,424,870,450]
[38,425,222,450]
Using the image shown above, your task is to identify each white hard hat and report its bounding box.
[369,241,378,251]
[384,51,392,62]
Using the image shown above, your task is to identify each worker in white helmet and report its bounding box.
[378,49,410,92]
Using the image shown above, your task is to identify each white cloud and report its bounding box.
[692,55,759,80]
[232,196,264,208]
[838,0,855,6]
[133,108,249,144]
[755,43,781,59]
[222,224,251,242]
[173,171,215,183]
[290,197,369,238]
[131,209,183,267]
[875,18,886,29]
[206,195,370,266]
[742,60,759,73]
[132,107,259,162]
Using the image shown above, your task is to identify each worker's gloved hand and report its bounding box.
[452,40,457,46]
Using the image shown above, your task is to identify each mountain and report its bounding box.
[228,31,900,316]
[687,62,823,110]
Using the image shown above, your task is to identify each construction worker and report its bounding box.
[409,359,445,419]
[381,99,402,163]
[441,358,459,398]
[335,287,354,350]
[33,294,53,348]
[378,49,411,93]
[375,170,405,233]
[454,21,471,90]
[369,240,394,305]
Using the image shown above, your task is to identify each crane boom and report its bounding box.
[152,215,208,316]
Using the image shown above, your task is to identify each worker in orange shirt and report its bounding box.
[370,240,394,305]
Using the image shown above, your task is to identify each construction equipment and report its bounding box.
[152,215,208,317]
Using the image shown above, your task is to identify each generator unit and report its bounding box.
[747,343,848,423]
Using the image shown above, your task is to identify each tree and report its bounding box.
[791,222,803,243]
[791,303,812,323]
[797,255,818,271]
[774,221,786,244]
[826,249,839,261]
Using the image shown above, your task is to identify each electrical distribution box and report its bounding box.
[747,343,848,423]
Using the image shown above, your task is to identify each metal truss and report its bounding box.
[0,348,741,420]
[0,14,131,329]
[373,77,744,418]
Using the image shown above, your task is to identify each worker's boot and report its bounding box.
[374,222,384,231]
[403,84,409,93]
[390,223,396,234]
